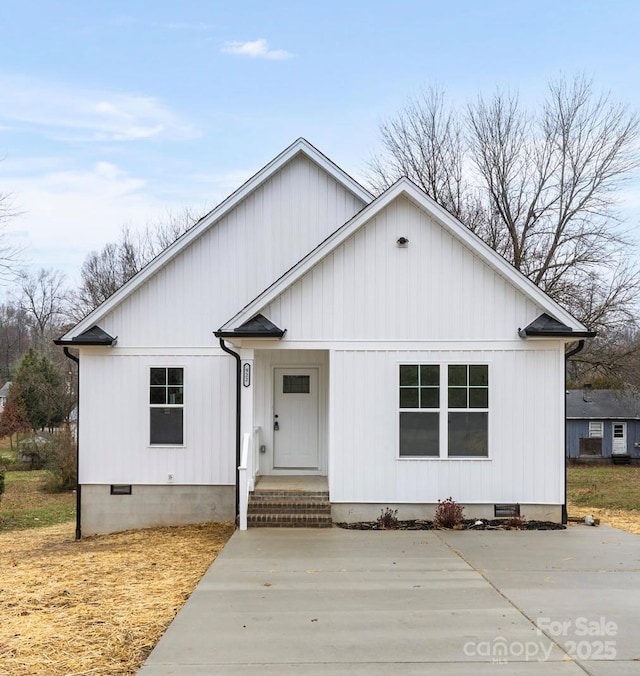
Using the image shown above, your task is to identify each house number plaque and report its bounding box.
[243,363,251,387]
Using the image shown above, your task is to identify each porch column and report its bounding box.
[240,348,256,488]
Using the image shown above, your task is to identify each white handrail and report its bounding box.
[238,432,251,530]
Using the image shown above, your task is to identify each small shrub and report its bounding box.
[376,507,399,529]
[17,435,48,469]
[433,497,464,529]
[504,514,527,530]
[43,427,77,492]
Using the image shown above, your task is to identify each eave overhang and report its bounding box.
[518,313,596,339]
[214,313,286,339]
[54,325,118,347]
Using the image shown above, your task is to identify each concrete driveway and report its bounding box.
[140,526,640,675]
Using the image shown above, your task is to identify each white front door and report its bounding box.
[273,368,319,469]
[612,422,627,455]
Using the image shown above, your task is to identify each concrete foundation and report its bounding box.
[331,502,563,523]
[81,484,235,536]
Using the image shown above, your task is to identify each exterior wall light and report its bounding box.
[397,237,409,247]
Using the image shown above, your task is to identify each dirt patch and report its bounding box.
[567,504,640,535]
[337,519,565,531]
[0,520,234,675]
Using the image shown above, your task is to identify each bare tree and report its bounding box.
[368,76,640,335]
[0,302,31,379]
[16,269,68,351]
[0,189,24,281]
[73,207,201,319]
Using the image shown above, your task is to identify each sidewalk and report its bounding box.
[139,526,640,675]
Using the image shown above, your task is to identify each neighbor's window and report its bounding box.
[150,367,184,445]
[588,421,603,438]
[398,364,488,458]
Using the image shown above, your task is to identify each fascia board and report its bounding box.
[60,138,373,341]
[221,178,588,332]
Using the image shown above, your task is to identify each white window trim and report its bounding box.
[148,365,186,448]
[397,361,491,460]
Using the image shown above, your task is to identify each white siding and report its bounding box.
[329,346,565,505]
[264,196,544,341]
[79,349,235,485]
[98,154,365,347]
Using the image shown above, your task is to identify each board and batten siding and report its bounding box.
[97,154,366,347]
[329,346,565,505]
[79,350,236,485]
[263,196,544,341]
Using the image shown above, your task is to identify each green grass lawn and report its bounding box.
[0,470,75,532]
[567,465,640,511]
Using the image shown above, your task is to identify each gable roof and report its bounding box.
[59,138,373,342]
[0,381,11,398]
[567,389,640,420]
[219,177,591,335]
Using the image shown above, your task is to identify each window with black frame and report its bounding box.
[398,364,488,458]
[149,367,184,445]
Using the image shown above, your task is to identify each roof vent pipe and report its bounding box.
[582,383,593,403]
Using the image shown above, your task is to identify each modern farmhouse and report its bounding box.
[56,139,594,535]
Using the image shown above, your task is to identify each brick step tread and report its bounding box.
[252,491,330,498]
[247,505,331,516]
[248,515,333,524]
[248,500,331,508]
[249,522,333,528]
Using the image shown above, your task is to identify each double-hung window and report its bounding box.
[399,363,489,458]
[150,367,184,445]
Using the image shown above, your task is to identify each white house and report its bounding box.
[56,139,594,536]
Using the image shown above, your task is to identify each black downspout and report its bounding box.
[219,338,241,526]
[563,340,586,525]
[62,347,81,540]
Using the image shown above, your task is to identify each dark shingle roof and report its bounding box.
[54,325,117,346]
[215,314,285,339]
[519,313,596,338]
[566,389,640,420]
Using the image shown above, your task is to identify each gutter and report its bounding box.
[563,340,586,525]
[218,338,241,526]
[61,347,81,540]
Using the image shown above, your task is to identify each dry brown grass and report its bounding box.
[0,520,234,675]
[567,504,640,535]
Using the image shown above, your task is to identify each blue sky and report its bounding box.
[1,0,639,285]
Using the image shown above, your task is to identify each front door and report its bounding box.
[612,423,627,455]
[273,368,319,469]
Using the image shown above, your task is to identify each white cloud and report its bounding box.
[221,39,293,61]
[3,161,182,279]
[0,74,200,142]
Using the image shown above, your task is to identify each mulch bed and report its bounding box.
[337,519,565,531]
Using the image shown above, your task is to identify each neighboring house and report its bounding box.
[0,381,11,413]
[566,389,640,460]
[55,138,595,536]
